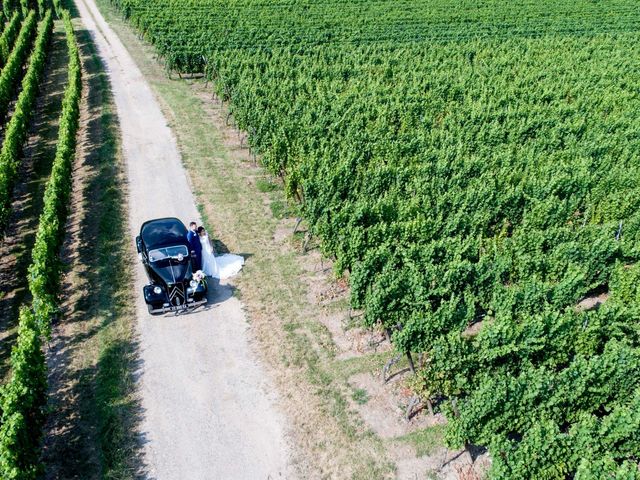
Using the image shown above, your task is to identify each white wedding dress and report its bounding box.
[199,234,244,279]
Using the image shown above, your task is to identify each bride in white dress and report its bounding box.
[198,227,244,279]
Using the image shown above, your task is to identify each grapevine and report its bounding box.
[110,0,640,476]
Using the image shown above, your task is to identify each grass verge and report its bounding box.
[396,425,446,458]
[42,16,141,480]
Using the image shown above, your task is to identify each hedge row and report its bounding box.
[3,1,48,20]
[0,12,21,67]
[0,10,48,235]
[0,10,53,478]
[0,10,36,122]
[0,308,47,480]
[2,0,19,20]
[0,9,82,479]
[52,0,62,19]
[29,9,82,335]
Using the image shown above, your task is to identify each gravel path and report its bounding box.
[74,0,292,478]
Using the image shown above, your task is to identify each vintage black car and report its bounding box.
[136,217,207,315]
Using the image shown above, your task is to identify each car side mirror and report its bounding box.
[135,236,142,253]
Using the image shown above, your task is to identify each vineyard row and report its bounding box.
[112,1,640,477]
[0,8,82,479]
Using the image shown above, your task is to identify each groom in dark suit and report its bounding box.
[186,221,202,271]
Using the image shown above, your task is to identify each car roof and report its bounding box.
[140,217,189,249]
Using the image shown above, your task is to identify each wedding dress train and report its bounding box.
[199,234,244,279]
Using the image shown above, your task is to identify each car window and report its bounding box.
[148,245,189,262]
[141,220,188,249]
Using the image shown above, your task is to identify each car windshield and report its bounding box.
[148,245,189,263]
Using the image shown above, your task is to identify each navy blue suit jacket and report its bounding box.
[187,230,202,255]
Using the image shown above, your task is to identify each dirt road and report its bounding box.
[74,0,292,478]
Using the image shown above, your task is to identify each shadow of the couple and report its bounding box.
[205,277,235,305]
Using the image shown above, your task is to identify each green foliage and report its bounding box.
[351,388,369,405]
[29,8,82,335]
[488,388,640,479]
[0,10,48,235]
[2,0,20,21]
[52,0,62,18]
[0,12,22,67]
[0,11,37,122]
[0,308,47,480]
[0,9,81,478]
[255,178,277,193]
[112,0,640,475]
[109,0,640,73]
[20,0,38,18]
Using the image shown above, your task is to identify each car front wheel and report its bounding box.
[147,304,162,315]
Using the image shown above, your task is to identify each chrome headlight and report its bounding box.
[190,280,198,289]
[153,286,162,295]
[177,253,184,261]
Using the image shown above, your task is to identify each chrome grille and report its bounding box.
[169,283,185,307]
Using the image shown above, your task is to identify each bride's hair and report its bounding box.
[197,226,206,235]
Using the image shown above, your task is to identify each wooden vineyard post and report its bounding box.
[406,350,415,374]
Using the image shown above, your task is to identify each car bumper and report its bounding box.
[148,298,208,314]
